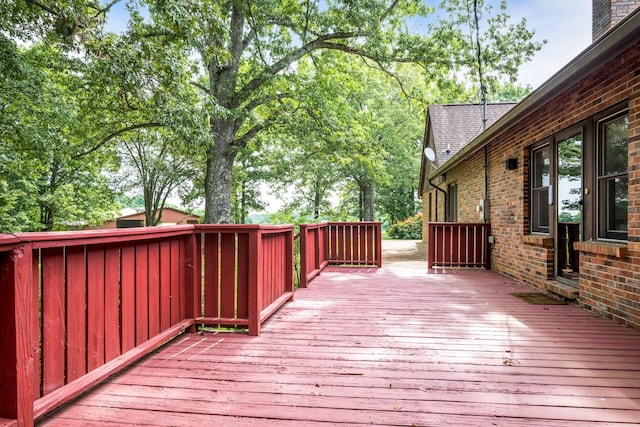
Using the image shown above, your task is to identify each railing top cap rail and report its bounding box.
[299,221,382,230]
[195,224,293,232]
[299,222,328,229]
[328,221,382,226]
[428,222,490,226]
[0,224,195,247]
[0,234,21,251]
[0,223,300,251]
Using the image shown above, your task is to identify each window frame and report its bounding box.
[596,110,629,241]
[530,143,551,234]
[448,182,458,222]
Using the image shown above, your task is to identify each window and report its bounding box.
[598,113,628,240]
[448,183,458,222]
[531,145,550,233]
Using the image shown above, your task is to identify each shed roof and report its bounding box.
[117,207,199,221]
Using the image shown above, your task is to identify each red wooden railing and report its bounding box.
[427,222,491,269]
[0,224,294,426]
[299,222,382,287]
[196,225,294,335]
[298,223,329,287]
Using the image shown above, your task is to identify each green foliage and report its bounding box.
[0,42,120,232]
[115,193,145,209]
[387,213,423,240]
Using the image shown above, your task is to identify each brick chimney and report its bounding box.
[592,0,640,40]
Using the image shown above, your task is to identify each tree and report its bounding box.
[0,43,120,231]
[117,129,199,226]
[112,0,541,224]
[0,0,199,231]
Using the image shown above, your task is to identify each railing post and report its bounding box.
[183,228,201,330]
[375,222,383,267]
[285,228,295,301]
[0,244,36,426]
[320,224,329,268]
[247,228,262,336]
[299,224,309,288]
[427,223,435,269]
[484,224,491,269]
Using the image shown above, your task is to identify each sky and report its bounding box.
[502,0,592,88]
[408,0,593,89]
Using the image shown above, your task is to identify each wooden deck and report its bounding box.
[39,241,640,426]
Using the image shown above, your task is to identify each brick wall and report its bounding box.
[593,0,640,40]
[426,42,640,329]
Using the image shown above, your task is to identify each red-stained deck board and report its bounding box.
[65,246,86,383]
[40,248,66,396]
[86,246,106,372]
[159,240,172,331]
[120,246,136,353]
[104,245,121,363]
[39,244,640,426]
[220,233,236,319]
[147,242,161,338]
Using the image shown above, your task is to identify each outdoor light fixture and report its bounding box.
[505,158,518,170]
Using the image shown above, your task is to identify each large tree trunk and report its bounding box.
[362,182,375,221]
[204,120,238,224]
[204,147,236,224]
[204,2,244,225]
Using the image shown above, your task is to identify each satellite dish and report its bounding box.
[424,147,436,161]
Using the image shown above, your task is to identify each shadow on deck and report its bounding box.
[39,240,640,426]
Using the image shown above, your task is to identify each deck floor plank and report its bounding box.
[39,243,640,426]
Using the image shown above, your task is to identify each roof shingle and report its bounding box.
[428,103,516,164]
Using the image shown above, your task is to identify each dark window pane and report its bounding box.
[607,177,628,232]
[603,116,628,175]
[535,188,549,229]
[448,184,458,222]
[531,144,550,233]
[534,146,550,188]
[598,112,628,240]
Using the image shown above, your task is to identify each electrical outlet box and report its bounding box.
[478,199,490,221]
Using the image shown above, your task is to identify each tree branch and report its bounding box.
[360,57,427,106]
[88,0,123,18]
[243,92,291,114]
[73,122,163,158]
[190,80,211,95]
[380,0,401,23]
[234,31,367,108]
[233,122,270,149]
[25,0,59,16]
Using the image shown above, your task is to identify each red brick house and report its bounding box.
[419,1,640,329]
[90,207,200,229]
[419,103,516,228]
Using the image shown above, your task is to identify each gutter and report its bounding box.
[428,8,640,180]
[429,176,447,219]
